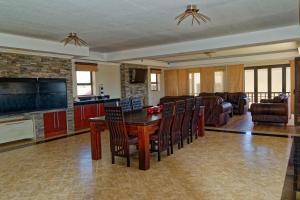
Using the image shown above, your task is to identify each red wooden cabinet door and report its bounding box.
[99,103,105,116]
[95,103,105,117]
[57,111,67,134]
[74,106,83,130]
[44,112,55,138]
[82,104,97,128]
[44,111,67,139]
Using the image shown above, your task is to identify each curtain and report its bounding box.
[75,62,98,71]
[226,64,244,92]
[290,60,295,114]
[200,67,215,93]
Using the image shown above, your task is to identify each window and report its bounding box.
[286,67,291,93]
[150,69,161,91]
[214,71,224,92]
[189,72,201,96]
[244,70,254,92]
[76,71,93,96]
[244,65,290,104]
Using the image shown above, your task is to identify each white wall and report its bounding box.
[94,64,121,98]
[148,67,165,106]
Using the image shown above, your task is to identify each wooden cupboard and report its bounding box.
[44,111,67,138]
[74,103,105,131]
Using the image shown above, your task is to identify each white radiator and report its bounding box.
[0,119,34,144]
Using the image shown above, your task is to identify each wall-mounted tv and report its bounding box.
[129,68,147,83]
[0,78,67,116]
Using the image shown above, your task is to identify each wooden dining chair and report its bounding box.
[190,97,202,142]
[170,100,185,154]
[105,106,138,167]
[131,96,144,111]
[181,98,195,147]
[120,98,132,113]
[150,102,174,161]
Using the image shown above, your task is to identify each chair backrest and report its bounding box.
[171,100,185,141]
[158,102,174,150]
[191,97,202,134]
[131,96,144,111]
[120,98,132,112]
[181,98,195,137]
[104,101,118,107]
[105,106,129,155]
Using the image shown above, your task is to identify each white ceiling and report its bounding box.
[152,42,298,63]
[0,0,298,53]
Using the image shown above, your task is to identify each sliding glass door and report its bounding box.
[257,68,268,103]
[244,65,290,104]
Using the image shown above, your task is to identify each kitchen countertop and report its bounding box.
[73,98,120,106]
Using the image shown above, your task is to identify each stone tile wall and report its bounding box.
[120,63,148,104]
[0,52,73,139]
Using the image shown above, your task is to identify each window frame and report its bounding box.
[214,70,225,93]
[150,69,161,91]
[244,64,290,103]
[76,71,94,96]
[189,72,201,96]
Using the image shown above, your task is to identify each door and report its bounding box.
[74,105,83,130]
[57,111,67,133]
[96,103,105,117]
[44,112,55,138]
[295,58,300,125]
[44,111,67,138]
[82,104,97,127]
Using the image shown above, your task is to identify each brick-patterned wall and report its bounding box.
[120,63,148,104]
[0,52,73,139]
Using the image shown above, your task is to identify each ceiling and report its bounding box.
[0,0,298,53]
[151,42,298,63]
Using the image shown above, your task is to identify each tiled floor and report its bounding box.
[0,131,292,200]
[207,112,299,136]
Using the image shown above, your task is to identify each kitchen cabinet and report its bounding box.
[44,111,67,138]
[74,103,104,131]
[96,103,105,117]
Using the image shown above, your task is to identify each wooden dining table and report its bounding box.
[89,107,205,170]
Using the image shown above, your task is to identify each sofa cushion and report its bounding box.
[273,95,285,103]
[222,102,233,113]
[199,92,214,97]
[215,92,228,101]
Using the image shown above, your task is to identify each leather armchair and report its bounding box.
[250,94,290,124]
[199,92,249,115]
[199,96,233,127]
[227,92,249,115]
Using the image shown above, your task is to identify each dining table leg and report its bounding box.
[137,126,150,170]
[198,108,205,137]
[90,121,105,160]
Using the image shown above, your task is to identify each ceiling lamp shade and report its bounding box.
[175,4,211,25]
[61,32,88,46]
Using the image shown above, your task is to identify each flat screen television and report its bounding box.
[129,68,147,83]
[0,78,67,115]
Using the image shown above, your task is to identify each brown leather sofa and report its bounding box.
[159,95,194,105]
[250,94,291,124]
[198,96,233,127]
[199,92,249,115]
